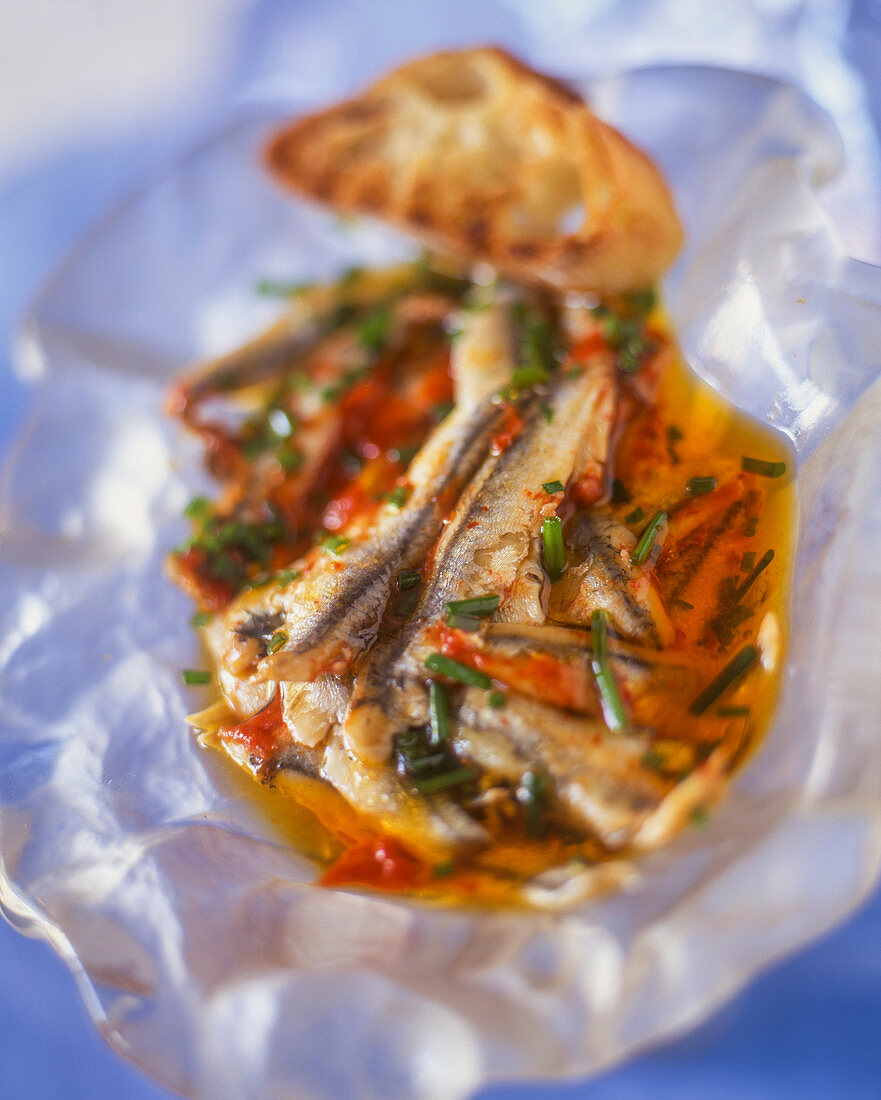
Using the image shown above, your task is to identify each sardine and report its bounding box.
[455,689,671,848]
[213,295,519,684]
[320,736,489,859]
[343,349,618,761]
[548,510,674,645]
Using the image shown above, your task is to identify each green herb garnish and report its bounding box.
[665,424,683,463]
[320,533,350,555]
[519,771,548,837]
[424,653,491,689]
[744,516,759,537]
[742,456,787,478]
[414,767,477,794]
[542,480,565,494]
[718,705,751,716]
[184,496,212,521]
[278,448,305,471]
[541,516,565,577]
[488,691,507,708]
[255,278,309,297]
[446,612,482,632]
[428,681,450,747]
[445,594,500,618]
[191,611,212,628]
[590,609,628,731]
[508,363,548,391]
[641,748,665,770]
[540,404,554,425]
[266,631,287,655]
[740,551,756,573]
[396,569,421,590]
[386,486,409,510]
[624,506,644,525]
[181,669,211,686]
[686,476,716,495]
[631,510,667,566]
[275,568,301,586]
[689,645,759,715]
[358,307,392,352]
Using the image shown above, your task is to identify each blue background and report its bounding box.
[2,2,881,1096]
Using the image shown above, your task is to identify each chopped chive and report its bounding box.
[255,278,309,297]
[666,424,683,463]
[357,307,392,352]
[735,549,775,600]
[590,610,628,731]
[542,480,565,494]
[446,612,482,632]
[184,496,211,521]
[631,510,667,566]
[275,568,301,586]
[321,533,350,555]
[672,598,694,611]
[742,456,787,478]
[433,860,455,878]
[339,265,364,286]
[624,506,644,525]
[278,448,305,471]
[641,748,665,770]
[740,551,757,573]
[396,569,421,590]
[689,645,759,715]
[191,611,212,628]
[181,669,211,686]
[718,705,751,716]
[508,364,548,390]
[414,767,476,794]
[744,516,759,537]
[428,681,450,746]
[267,631,287,655]
[406,752,449,774]
[519,771,548,837]
[433,401,454,422]
[397,590,420,616]
[540,404,554,425]
[386,486,409,509]
[541,516,565,577]
[425,653,491,689]
[390,444,419,466]
[686,476,716,495]
[691,806,710,827]
[627,287,656,315]
[611,478,630,504]
[488,691,507,708]
[445,594,500,618]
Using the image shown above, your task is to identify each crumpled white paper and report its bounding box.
[1,66,881,1100]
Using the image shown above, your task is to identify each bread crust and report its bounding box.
[265,47,683,294]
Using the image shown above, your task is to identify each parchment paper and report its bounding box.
[1,66,881,1099]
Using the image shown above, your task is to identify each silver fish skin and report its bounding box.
[477,621,706,705]
[548,510,674,646]
[343,353,617,762]
[319,736,489,859]
[455,689,670,849]
[214,295,518,684]
[180,265,453,400]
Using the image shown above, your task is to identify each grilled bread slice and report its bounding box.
[265,47,682,294]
